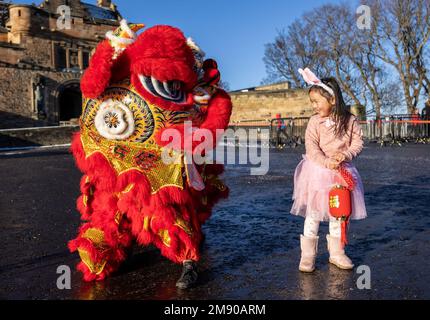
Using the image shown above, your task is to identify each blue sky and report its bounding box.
[19,0,346,90]
[113,0,348,90]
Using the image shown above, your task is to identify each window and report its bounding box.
[56,46,67,70]
[82,52,90,69]
[69,49,79,69]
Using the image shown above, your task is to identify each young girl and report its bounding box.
[291,68,367,273]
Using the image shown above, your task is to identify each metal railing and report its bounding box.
[268,115,430,148]
[269,117,310,148]
[360,116,430,145]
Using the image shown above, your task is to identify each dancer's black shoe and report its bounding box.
[176,260,198,289]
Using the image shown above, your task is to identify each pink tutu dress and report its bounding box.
[290,114,367,222]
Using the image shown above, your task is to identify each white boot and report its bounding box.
[326,235,354,270]
[299,235,319,273]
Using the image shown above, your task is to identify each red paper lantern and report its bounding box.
[329,186,351,218]
[329,185,352,247]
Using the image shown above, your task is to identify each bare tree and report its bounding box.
[338,3,402,119]
[262,20,327,87]
[370,0,430,113]
[218,80,231,92]
[263,4,368,108]
[307,4,364,107]
[262,0,429,117]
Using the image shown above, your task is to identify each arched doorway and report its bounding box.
[57,81,82,122]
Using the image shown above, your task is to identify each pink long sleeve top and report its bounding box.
[305,114,364,168]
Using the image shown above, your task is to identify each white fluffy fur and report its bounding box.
[95,99,135,140]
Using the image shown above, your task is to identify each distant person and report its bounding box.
[275,113,283,129]
[290,68,367,273]
[275,113,285,145]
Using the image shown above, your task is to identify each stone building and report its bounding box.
[0,0,121,129]
[229,81,366,123]
[229,81,313,123]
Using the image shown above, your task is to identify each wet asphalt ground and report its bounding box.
[0,143,429,300]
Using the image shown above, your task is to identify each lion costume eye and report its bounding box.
[138,75,186,103]
[95,99,135,140]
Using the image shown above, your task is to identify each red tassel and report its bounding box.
[339,165,355,191]
[341,218,349,248]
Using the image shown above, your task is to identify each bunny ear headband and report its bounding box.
[298,68,335,97]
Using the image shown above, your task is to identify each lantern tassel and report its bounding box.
[341,218,350,248]
[339,165,356,191]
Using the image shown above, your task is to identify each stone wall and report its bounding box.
[230,88,313,122]
[0,42,24,65]
[0,66,81,128]
[254,81,291,91]
[0,125,79,147]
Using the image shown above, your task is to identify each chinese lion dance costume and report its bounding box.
[68,20,232,289]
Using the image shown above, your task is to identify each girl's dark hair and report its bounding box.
[309,77,352,137]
